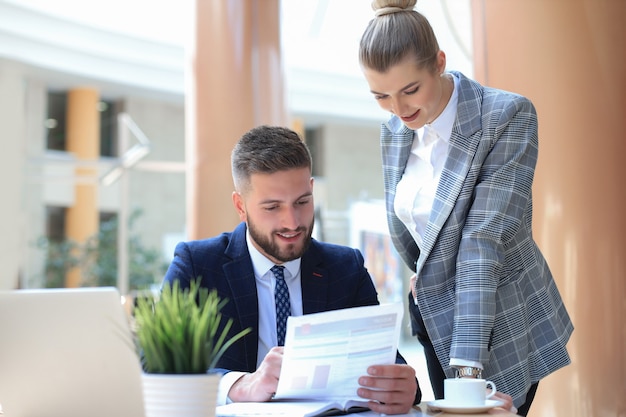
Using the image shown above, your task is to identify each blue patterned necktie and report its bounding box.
[271,265,291,346]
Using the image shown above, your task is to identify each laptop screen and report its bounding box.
[0,287,145,417]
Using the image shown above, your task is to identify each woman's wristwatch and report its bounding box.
[455,366,483,378]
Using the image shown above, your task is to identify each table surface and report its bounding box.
[360,403,520,416]
[0,401,519,417]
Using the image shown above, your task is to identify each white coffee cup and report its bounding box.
[443,378,497,406]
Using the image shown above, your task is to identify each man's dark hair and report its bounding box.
[231,125,312,192]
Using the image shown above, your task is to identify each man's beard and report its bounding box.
[247,218,314,263]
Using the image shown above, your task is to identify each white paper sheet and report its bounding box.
[274,303,404,401]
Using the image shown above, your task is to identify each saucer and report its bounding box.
[427,399,505,414]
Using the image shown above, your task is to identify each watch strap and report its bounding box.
[455,366,483,378]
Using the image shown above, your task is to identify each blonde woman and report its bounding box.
[358,1,573,415]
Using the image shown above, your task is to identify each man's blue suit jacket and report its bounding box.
[162,222,421,403]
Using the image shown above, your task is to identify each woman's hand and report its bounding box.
[410,274,417,299]
[490,390,516,414]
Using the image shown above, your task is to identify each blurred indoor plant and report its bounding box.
[36,208,167,289]
[134,279,251,417]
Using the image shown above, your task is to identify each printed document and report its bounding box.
[216,401,428,417]
[274,303,403,401]
[216,400,369,417]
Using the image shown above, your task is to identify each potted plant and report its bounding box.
[134,279,251,417]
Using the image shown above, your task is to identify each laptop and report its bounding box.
[0,287,145,417]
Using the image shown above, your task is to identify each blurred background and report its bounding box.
[0,1,623,416]
[0,0,474,293]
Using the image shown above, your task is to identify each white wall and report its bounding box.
[0,61,26,289]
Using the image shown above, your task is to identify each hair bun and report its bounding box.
[371,0,417,17]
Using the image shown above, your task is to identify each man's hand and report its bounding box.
[227,347,284,402]
[357,364,418,415]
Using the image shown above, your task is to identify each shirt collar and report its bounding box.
[420,72,460,142]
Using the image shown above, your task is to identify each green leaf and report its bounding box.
[134,278,251,374]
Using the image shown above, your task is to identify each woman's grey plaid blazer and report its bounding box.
[380,71,573,407]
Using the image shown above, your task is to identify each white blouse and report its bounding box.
[393,73,459,250]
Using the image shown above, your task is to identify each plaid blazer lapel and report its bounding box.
[299,241,331,314]
[380,120,419,271]
[418,73,485,268]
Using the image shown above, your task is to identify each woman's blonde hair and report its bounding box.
[359,0,440,73]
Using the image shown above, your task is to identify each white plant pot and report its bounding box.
[142,373,220,417]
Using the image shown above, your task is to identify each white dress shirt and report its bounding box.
[393,74,457,250]
[217,230,303,404]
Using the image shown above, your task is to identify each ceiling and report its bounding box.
[0,0,473,124]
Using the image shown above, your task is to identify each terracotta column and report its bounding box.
[64,88,100,288]
[471,1,626,415]
[186,0,287,240]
